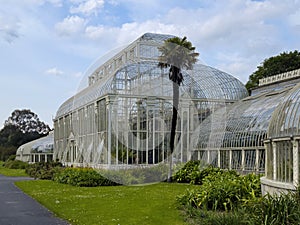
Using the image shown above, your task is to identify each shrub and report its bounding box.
[173,160,205,183]
[53,167,119,187]
[173,161,225,185]
[25,162,63,180]
[4,159,28,169]
[177,171,261,211]
[245,189,300,225]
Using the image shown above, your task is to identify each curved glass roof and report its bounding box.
[268,82,300,138]
[55,61,248,118]
[16,132,54,155]
[197,86,293,149]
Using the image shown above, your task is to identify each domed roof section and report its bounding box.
[55,61,248,118]
[268,82,300,138]
[188,64,248,100]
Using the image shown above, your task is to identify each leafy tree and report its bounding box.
[158,36,199,181]
[0,124,24,147]
[246,50,300,92]
[0,109,51,160]
[4,109,50,134]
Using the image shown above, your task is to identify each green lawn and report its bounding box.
[0,162,27,177]
[16,180,190,225]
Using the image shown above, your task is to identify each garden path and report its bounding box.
[0,174,69,225]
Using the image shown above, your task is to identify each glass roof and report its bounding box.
[268,82,300,138]
[197,85,293,149]
[56,33,248,118]
[16,132,54,154]
[55,61,248,118]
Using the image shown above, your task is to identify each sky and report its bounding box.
[0,0,300,129]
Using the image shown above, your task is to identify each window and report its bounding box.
[276,141,293,183]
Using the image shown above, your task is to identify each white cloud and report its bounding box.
[70,0,104,15]
[45,67,64,76]
[55,15,86,36]
[85,20,177,45]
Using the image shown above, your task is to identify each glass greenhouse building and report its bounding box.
[53,33,248,169]
[53,32,300,194]
[261,71,300,194]
[192,67,300,194]
[16,131,54,163]
[193,69,300,175]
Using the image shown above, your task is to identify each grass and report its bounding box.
[0,161,28,177]
[179,205,249,225]
[16,180,190,225]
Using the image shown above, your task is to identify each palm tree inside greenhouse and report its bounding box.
[158,36,199,181]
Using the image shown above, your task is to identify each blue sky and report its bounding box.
[0,0,300,128]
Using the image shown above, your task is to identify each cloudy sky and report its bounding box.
[0,0,300,128]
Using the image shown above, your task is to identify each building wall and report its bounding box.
[54,93,230,168]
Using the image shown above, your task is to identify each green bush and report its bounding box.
[245,189,300,225]
[173,160,203,183]
[173,161,224,185]
[53,167,119,187]
[4,159,28,169]
[25,162,63,180]
[177,171,261,211]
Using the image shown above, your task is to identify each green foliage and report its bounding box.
[173,161,223,185]
[0,145,17,161]
[176,163,300,224]
[177,171,261,211]
[179,205,249,225]
[158,36,199,71]
[245,189,300,225]
[26,162,63,180]
[246,50,300,91]
[0,109,51,160]
[4,109,50,135]
[173,160,203,183]
[3,159,28,169]
[0,160,28,176]
[53,167,119,187]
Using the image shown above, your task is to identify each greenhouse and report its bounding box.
[53,33,248,169]
[193,69,300,175]
[261,74,300,194]
[15,131,54,163]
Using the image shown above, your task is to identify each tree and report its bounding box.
[0,109,51,160]
[246,50,300,92]
[0,124,23,147]
[4,109,50,135]
[158,36,199,181]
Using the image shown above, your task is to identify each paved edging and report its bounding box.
[0,174,70,225]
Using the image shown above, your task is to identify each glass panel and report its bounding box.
[244,150,256,172]
[220,150,229,169]
[276,141,293,183]
[258,149,265,173]
[40,154,45,162]
[232,150,242,171]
